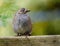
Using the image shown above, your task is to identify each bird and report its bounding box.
[13,8,32,36]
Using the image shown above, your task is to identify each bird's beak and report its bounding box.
[25,9,30,12]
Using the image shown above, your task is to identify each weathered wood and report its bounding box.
[0,35,60,46]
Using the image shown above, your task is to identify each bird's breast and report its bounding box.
[19,15,29,21]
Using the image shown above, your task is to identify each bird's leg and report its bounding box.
[28,33,31,36]
[27,31,31,36]
[17,33,21,36]
[24,31,31,36]
[17,33,19,36]
[27,31,32,36]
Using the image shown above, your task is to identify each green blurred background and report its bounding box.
[0,0,60,36]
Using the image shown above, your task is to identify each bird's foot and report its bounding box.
[17,33,21,36]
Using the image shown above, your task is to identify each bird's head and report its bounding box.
[19,8,30,14]
[20,8,25,13]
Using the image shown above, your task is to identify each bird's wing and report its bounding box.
[27,16,32,31]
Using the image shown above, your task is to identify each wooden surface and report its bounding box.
[0,35,60,46]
